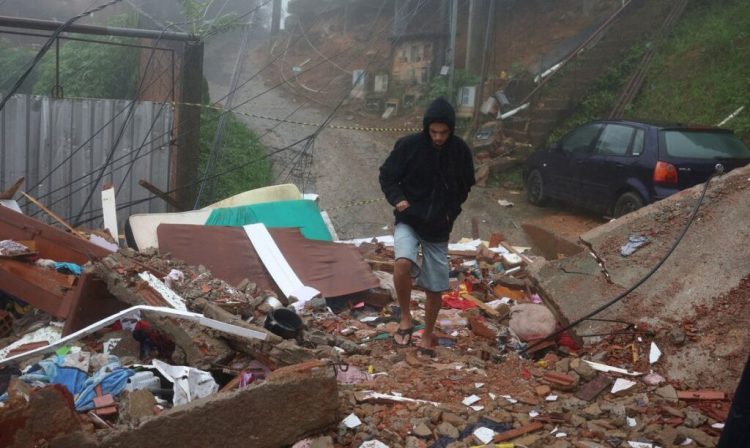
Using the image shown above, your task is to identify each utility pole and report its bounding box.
[271,0,282,35]
[174,40,204,211]
[447,0,458,103]
[470,0,495,136]
[465,0,489,76]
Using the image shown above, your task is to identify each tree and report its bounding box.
[177,0,241,36]
[32,14,140,99]
[0,40,37,95]
[197,108,273,206]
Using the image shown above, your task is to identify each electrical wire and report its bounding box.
[71,0,403,222]
[26,31,336,214]
[521,165,725,355]
[70,22,183,226]
[195,21,253,208]
[53,0,419,222]
[0,0,124,112]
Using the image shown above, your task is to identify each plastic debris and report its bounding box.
[649,342,662,364]
[620,235,649,256]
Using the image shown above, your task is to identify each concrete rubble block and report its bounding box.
[436,421,460,439]
[0,384,88,448]
[656,385,679,403]
[100,360,338,448]
[309,435,335,448]
[123,389,157,424]
[412,422,432,438]
[682,408,708,428]
[680,427,717,447]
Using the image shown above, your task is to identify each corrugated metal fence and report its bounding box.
[0,94,173,228]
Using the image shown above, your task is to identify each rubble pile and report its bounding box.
[0,184,743,447]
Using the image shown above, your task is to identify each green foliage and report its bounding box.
[32,14,140,99]
[197,108,272,206]
[423,70,480,106]
[627,0,750,140]
[0,40,37,94]
[178,0,240,37]
[546,44,647,143]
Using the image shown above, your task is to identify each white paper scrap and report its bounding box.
[360,441,389,448]
[585,360,643,376]
[473,427,495,444]
[627,417,637,427]
[712,423,725,429]
[343,413,362,428]
[529,410,540,418]
[649,342,662,364]
[360,316,379,322]
[152,359,218,406]
[501,394,518,404]
[462,395,481,406]
[627,442,654,448]
[550,426,558,434]
[680,439,693,446]
[489,392,497,400]
[556,433,567,438]
[612,378,637,394]
[546,394,558,401]
[475,382,485,388]
[470,405,484,411]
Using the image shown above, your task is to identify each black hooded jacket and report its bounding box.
[379,97,475,242]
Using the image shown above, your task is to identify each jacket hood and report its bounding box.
[422,97,456,135]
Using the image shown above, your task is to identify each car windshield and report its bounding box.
[661,130,750,159]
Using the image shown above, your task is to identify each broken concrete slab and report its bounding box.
[100,361,338,448]
[527,164,750,390]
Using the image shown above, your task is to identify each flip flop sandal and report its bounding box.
[393,326,414,347]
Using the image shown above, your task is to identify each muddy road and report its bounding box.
[203,35,604,247]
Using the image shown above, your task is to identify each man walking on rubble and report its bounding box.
[379,97,475,357]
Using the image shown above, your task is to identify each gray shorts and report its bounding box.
[394,223,449,292]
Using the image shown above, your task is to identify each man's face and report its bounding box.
[428,122,451,149]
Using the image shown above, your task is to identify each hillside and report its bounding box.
[627,0,750,140]
[551,0,750,143]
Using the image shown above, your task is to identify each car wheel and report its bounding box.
[613,191,644,217]
[526,169,547,205]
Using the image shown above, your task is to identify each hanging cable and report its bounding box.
[0,0,124,112]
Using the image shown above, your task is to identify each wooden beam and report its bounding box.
[0,177,24,199]
[139,179,185,211]
[21,191,88,241]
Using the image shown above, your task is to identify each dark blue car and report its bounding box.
[523,119,750,217]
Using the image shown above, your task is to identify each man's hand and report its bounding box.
[395,200,410,212]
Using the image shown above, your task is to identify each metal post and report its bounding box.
[173,40,204,211]
[52,38,63,98]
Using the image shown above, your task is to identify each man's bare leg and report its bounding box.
[419,291,442,350]
[394,258,414,345]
